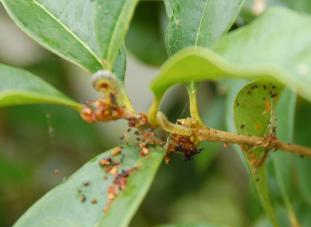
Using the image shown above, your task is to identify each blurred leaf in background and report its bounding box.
[126,1,167,66]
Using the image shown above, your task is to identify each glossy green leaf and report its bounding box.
[151,8,311,102]
[0,64,81,110]
[126,1,167,66]
[164,0,244,54]
[294,100,311,206]
[1,0,102,72]
[95,0,139,66]
[271,89,298,224]
[1,0,128,80]
[14,145,164,227]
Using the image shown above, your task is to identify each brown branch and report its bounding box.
[197,127,311,157]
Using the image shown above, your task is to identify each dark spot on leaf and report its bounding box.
[270,93,277,98]
[134,131,139,136]
[240,124,245,129]
[263,85,267,90]
[83,181,90,187]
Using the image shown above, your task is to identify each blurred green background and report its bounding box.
[0,1,310,226]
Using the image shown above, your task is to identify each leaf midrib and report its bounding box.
[104,0,138,64]
[32,0,103,67]
[194,0,209,47]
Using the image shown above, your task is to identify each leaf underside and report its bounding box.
[151,8,311,103]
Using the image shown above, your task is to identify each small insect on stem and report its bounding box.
[165,117,202,162]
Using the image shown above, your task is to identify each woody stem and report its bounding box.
[197,127,311,157]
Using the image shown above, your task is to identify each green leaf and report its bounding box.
[271,89,298,226]
[281,0,311,13]
[126,1,167,66]
[1,0,102,72]
[243,0,311,17]
[14,145,164,227]
[164,0,244,54]
[1,0,128,79]
[158,224,230,227]
[233,80,280,227]
[294,99,311,206]
[233,81,299,226]
[113,46,127,82]
[151,8,311,102]
[0,64,81,110]
[0,157,29,183]
[95,0,139,67]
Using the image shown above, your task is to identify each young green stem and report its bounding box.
[148,98,160,127]
[187,82,203,125]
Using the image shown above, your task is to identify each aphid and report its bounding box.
[139,143,149,157]
[53,169,60,176]
[80,195,86,203]
[104,167,137,213]
[111,147,122,156]
[167,133,200,161]
[99,158,112,167]
[165,117,201,161]
[83,181,90,187]
[134,131,140,136]
[91,199,98,204]
[270,93,277,98]
[80,97,126,123]
[80,106,95,123]
[125,112,148,128]
[108,165,119,176]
